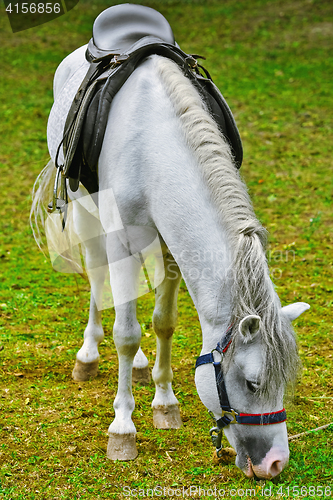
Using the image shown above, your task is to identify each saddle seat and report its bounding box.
[92,3,175,53]
[58,4,243,196]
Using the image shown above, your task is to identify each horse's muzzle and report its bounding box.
[244,447,289,479]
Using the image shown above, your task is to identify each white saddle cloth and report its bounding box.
[47,45,89,165]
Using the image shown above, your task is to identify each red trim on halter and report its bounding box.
[239,409,286,417]
[219,324,233,354]
[235,408,287,425]
[222,339,232,353]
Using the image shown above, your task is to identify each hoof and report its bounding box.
[132,365,151,385]
[153,405,182,429]
[72,359,99,382]
[107,433,138,461]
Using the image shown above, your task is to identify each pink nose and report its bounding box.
[248,447,289,479]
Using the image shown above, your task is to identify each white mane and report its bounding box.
[154,55,299,398]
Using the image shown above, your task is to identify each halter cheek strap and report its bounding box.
[195,326,287,429]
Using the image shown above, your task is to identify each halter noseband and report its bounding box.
[195,326,287,454]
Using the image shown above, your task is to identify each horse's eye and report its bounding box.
[246,380,259,393]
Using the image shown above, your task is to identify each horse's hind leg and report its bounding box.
[107,299,141,461]
[106,234,143,460]
[71,197,107,381]
[152,253,182,429]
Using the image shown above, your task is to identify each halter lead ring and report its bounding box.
[195,326,287,454]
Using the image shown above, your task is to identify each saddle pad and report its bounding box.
[47,45,90,167]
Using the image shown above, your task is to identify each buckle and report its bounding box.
[222,409,238,425]
[110,54,129,65]
[210,345,223,360]
[209,426,222,449]
[185,55,197,69]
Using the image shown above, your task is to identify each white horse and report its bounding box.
[32,44,310,479]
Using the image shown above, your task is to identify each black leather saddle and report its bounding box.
[58,4,243,195]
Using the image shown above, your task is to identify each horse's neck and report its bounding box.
[98,56,233,347]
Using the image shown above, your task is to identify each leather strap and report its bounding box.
[60,37,243,194]
[236,409,287,425]
[195,328,287,428]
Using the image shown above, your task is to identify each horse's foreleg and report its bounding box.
[152,254,182,429]
[72,264,106,381]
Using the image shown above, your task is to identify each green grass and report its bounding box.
[0,0,332,498]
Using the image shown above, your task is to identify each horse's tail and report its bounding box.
[30,160,88,277]
[30,159,56,253]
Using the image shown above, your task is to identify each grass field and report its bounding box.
[0,0,332,498]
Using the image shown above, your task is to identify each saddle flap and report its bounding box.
[196,76,243,168]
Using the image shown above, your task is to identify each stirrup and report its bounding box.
[47,165,67,214]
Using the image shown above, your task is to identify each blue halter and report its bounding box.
[195,326,287,453]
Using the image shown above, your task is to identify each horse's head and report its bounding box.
[195,301,309,479]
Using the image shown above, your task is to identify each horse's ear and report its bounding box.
[281,302,310,321]
[239,315,261,343]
